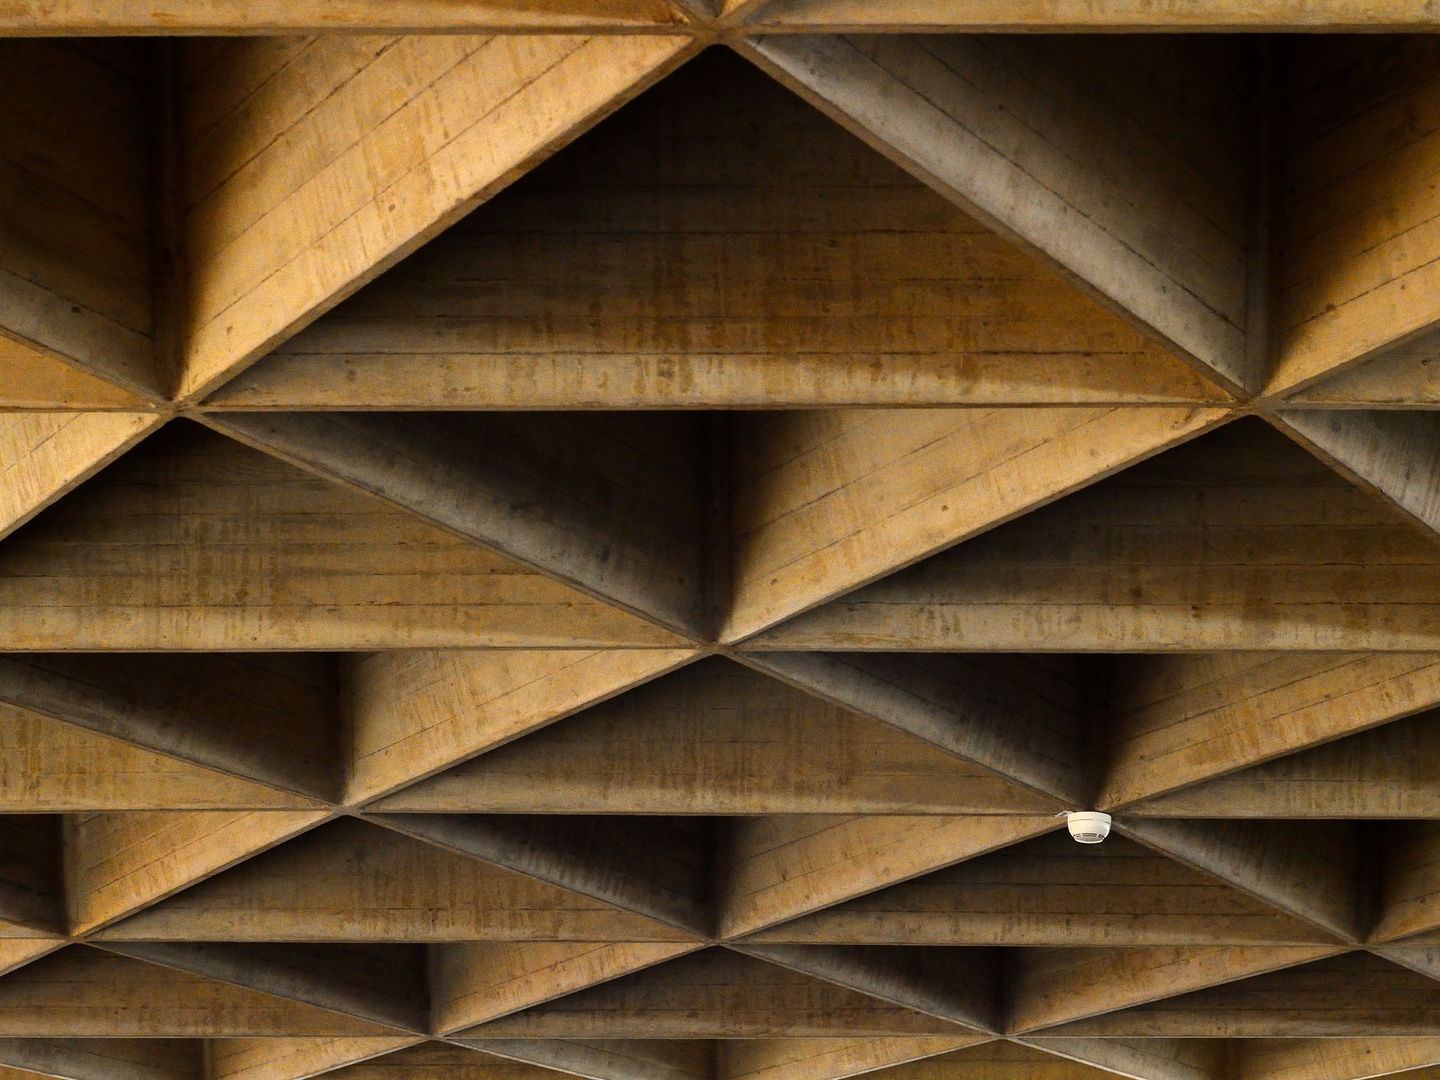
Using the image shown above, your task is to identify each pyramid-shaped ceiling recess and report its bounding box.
[372,656,1065,815]
[0,422,679,650]
[208,50,1222,412]
[93,816,691,943]
[747,829,1338,947]
[751,419,1440,651]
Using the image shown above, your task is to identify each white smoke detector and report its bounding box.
[1066,811,1112,844]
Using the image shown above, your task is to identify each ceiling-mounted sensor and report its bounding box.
[1066,811,1112,844]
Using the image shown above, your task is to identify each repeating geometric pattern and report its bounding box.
[6,14,1440,1080]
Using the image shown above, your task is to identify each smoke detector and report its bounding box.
[1066,811,1112,844]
